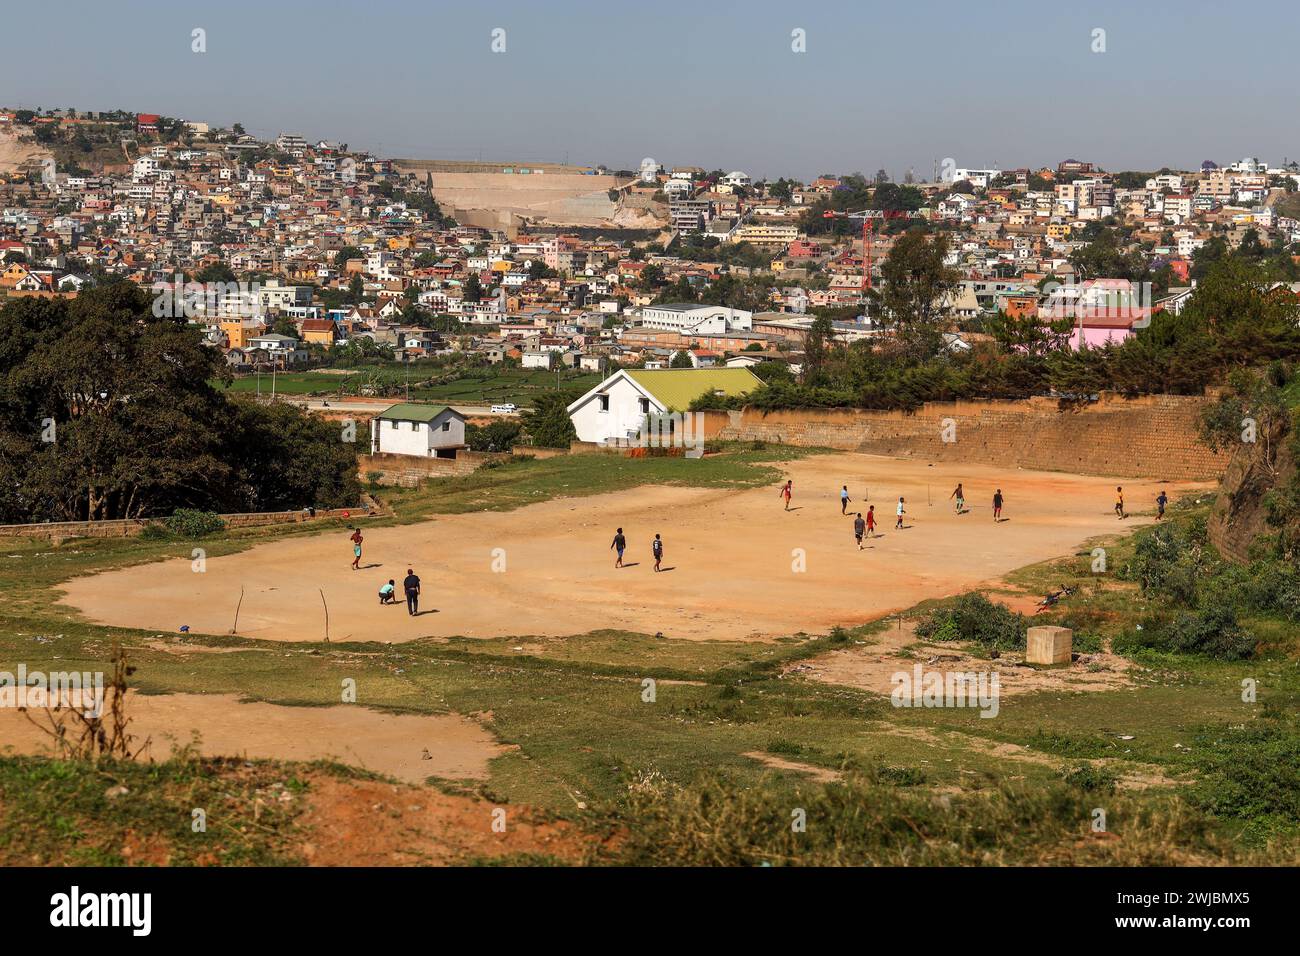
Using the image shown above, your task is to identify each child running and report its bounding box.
[866,504,876,538]
[780,480,793,511]
[950,482,965,514]
[854,512,866,550]
[652,533,663,572]
[350,528,363,570]
[840,485,852,515]
[1156,490,1168,520]
[992,488,1003,521]
[895,496,906,530]
[611,527,627,568]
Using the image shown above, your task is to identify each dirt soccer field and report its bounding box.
[58,454,1210,644]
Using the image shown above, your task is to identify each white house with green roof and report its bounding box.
[370,403,467,458]
[566,368,762,445]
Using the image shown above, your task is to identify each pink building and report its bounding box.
[1039,279,1150,349]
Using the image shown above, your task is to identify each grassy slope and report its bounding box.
[1,450,1297,864]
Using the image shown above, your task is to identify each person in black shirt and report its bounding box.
[611,528,626,568]
[992,489,1004,521]
[403,568,421,616]
[652,533,663,572]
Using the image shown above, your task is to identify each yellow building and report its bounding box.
[220,320,265,349]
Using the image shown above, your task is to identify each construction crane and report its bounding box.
[820,207,917,294]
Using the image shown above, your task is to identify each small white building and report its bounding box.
[566,368,762,445]
[369,403,467,458]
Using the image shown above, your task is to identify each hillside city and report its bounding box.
[4,106,1300,381]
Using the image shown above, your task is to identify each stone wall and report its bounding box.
[705,393,1228,481]
[357,451,505,486]
[0,505,375,541]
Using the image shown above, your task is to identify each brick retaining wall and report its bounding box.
[706,393,1228,481]
[0,505,375,541]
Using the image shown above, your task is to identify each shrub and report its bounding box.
[1116,607,1256,661]
[915,592,1025,650]
[1125,520,1208,606]
[1061,763,1118,794]
[162,508,226,538]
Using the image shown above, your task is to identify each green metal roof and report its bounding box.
[375,403,454,423]
[625,368,763,411]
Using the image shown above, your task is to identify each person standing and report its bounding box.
[611,527,627,568]
[780,480,793,511]
[350,528,363,570]
[1156,490,1168,520]
[950,482,965,514]
[866,504,876,538]
[652,533,664,572]
[992,489,1004,522]
[840,485,852,515]
[895,496,906,530]
[1115,486,1126,520]
[402,567,421,616]
[854,512,866,550]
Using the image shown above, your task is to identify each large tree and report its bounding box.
[0,286,360,522]
[876,228,959,360]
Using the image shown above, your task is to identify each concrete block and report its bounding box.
[1026,626,1072,665]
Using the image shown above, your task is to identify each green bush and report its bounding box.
[1116,606,1256,661]
[915,592,1025,650]
[162,509,226,538]
[1124,519,1208,606]
[1061,763,1118,794]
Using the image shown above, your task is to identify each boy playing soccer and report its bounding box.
[895,496,906,530]
[611,527,627,568]
[992,489,1003,521]
[866,504,876,538]
[950,482,965,514]
[652,533,663,572]
[854,512,866,550]
[350,528,363,570]
[1156,490,1168,520]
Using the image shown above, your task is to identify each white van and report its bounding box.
[490,403,518,414]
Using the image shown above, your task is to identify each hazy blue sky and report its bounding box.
[2,0,1294,179]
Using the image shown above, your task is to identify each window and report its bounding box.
[442,421,450,431]
[390,419,397,429]
[597,394,610,412]
[638,397,649,414]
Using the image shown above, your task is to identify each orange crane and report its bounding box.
[820,207,917,294]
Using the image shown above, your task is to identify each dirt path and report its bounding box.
[296,774,597,865]
[787,622,1136,698]
[0,692,504,783]
[58,454,1208,644]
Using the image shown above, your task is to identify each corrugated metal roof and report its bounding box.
[374,403,454,423]
[625,368,763,411]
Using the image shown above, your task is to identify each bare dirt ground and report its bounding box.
[0,128,53,175]
[787,621,1137,698]
[0,692,503,783]
[296,774,599,866]
[58,454,1209,644]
